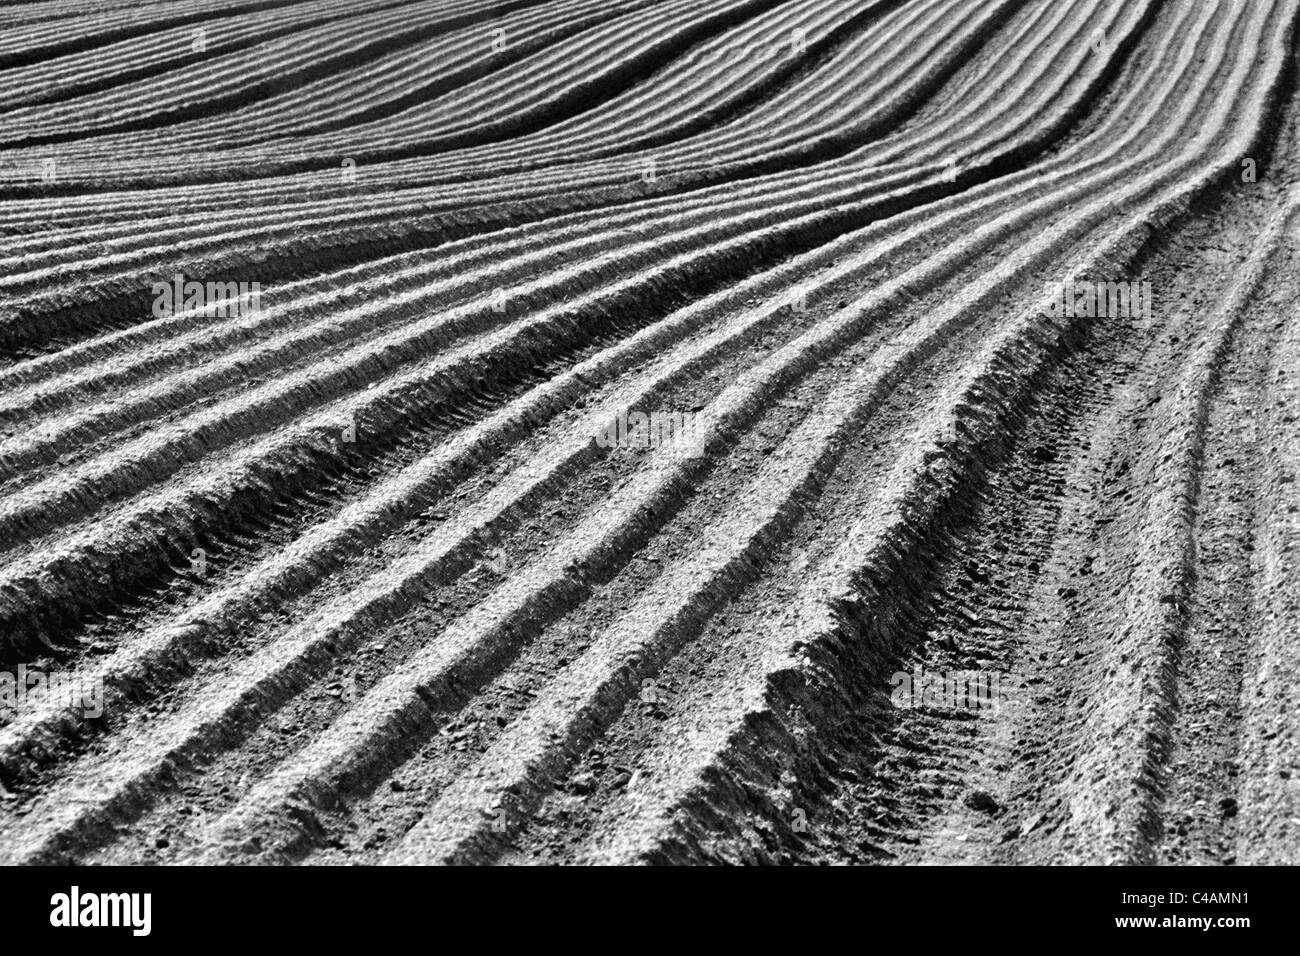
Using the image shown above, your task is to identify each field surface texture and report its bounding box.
[0,0,1298,866]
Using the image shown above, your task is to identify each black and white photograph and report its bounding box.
[0,0,1291,932]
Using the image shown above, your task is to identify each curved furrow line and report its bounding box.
[183,89,1255,864]
[0,0,991,203]
[0,230,621,428]
[0,0,609,148]
[209,0,924,168]
[0,0,1149,379]
[0,0,775,160]
[0,0,308,68]
[0,166,1025,481]
[0,257,926,858]
[6,0,1124,222]
[0,0,1138,377]
[0,0,1058,254]
[0,33,1210,667]
[0,0,414,109]
[0,0,1200,554]
[0,0,1045,238]
[0,92,1209,859]
[551,1,1293,864]
[0,0,993,343]
[0,0,1216,764]
[0,22,1216,764]
[380,327,1004,865]
[0,0,952,234]
[2,82,1184,790]
[0,28,1132,536]
[0,193,741,401]
[30,0,866,152]
[0,158,1086,717]
[0,228,849,788]
[0,0,1290,872]
[383,99,1277,865]
[0,167,965,541]
[0,224,721,481]
[1065,200,1297,864]
[0,0,992,203]
[392,0,1041,197]
[1236,300,1300,863]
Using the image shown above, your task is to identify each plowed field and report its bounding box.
[0,0,1297,865]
